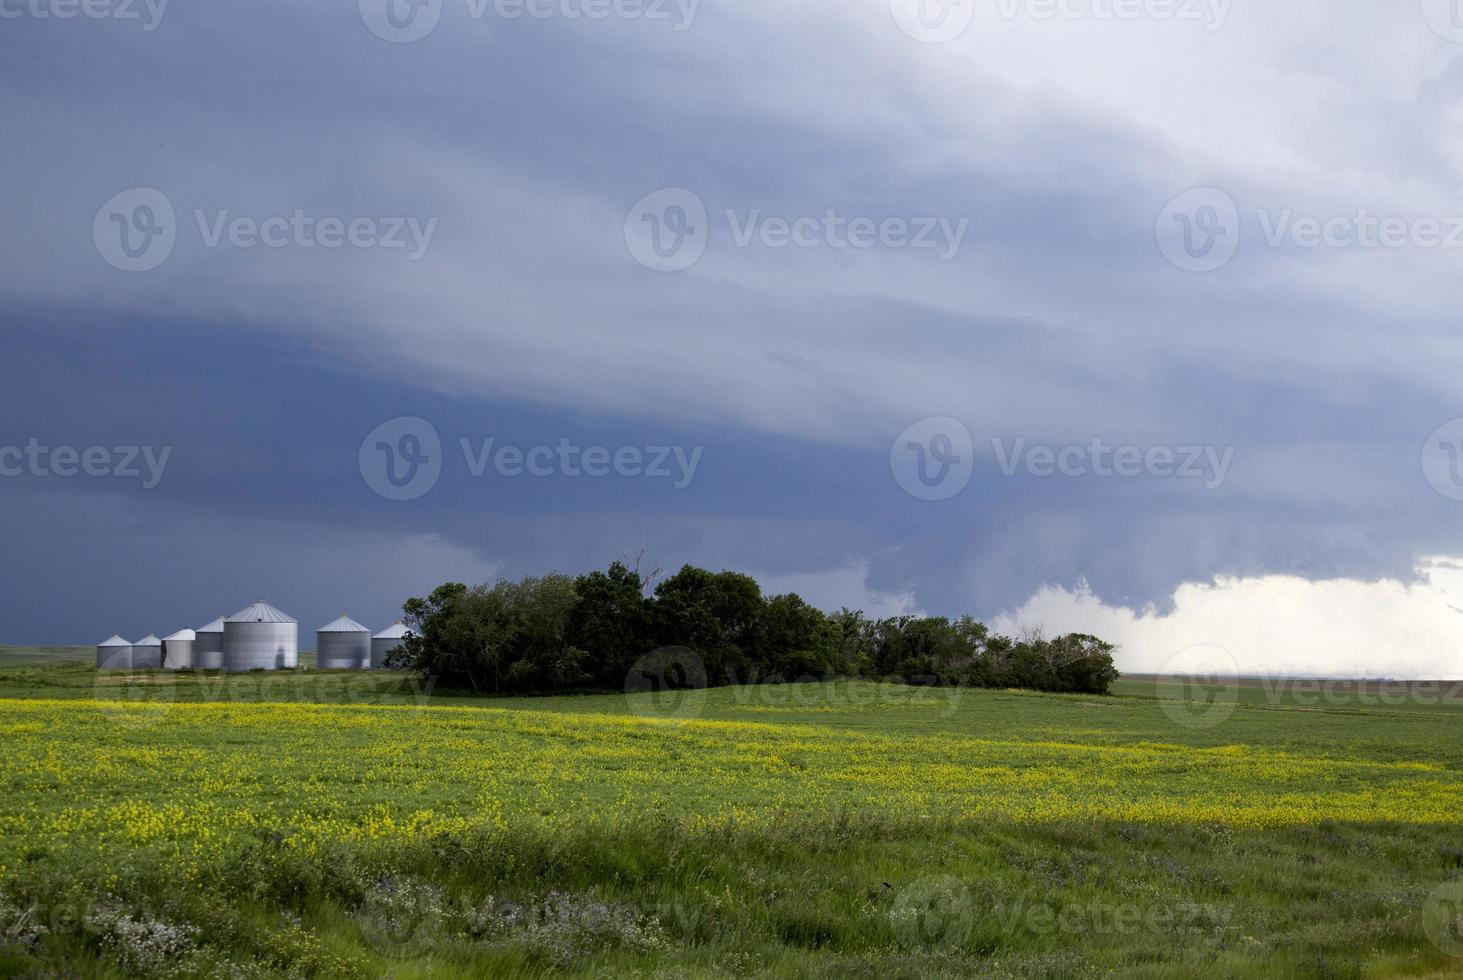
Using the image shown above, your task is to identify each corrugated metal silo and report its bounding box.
[132,634,162,669]
[223,599,298,672]
[194,616,225,670]
[96,635,132,670]
[163,628,195,669]
[371,622,411,669]
[316,615,371,669]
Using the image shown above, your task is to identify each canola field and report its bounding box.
[2,666,1463,977]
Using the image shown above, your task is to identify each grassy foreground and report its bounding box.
[1,660,1463,977]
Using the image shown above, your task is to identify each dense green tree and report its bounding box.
[396,563,1120,697]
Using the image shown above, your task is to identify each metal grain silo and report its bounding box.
[162,628,195,669]
[316,615,370,669]
[96,635,132,670]
[132,634,162,669]
[371,621,411,669]
[194,616,225,670]
[223,599,298,672]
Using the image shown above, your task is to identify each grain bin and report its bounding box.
[194,616,225,670]
[96,635,132,670]
[162,628,195,669]
[223,599,298,672]
[371,622,411,669]
[132,634,162,669]
[316,615,370,670]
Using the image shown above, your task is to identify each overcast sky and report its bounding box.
[4,0,1463,676]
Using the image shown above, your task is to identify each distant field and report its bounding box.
[2,663,1463,977]
[0,644,91,665]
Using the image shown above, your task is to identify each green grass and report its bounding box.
[1,661,1463,978]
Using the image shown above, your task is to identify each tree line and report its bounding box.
[391,562,1120,696]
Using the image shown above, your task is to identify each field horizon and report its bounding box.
[1,658,1462,976]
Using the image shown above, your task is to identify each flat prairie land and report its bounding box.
[1,662,1462,978]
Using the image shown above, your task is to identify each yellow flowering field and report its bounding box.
[3,691,1462,889]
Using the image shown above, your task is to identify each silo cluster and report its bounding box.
[223,600,299,672]
[96,635,132,670]
[194,617,225,670]
[317,615,370,669]
[162,629,195,669]
[372,622,410,668]
[96,600,411,673]
[132,635,162,669]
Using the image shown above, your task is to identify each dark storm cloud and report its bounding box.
[2,0,1463,657]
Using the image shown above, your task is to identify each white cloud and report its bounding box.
[993,557,1463,679]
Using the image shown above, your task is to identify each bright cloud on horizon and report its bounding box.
[993,557,1463,679]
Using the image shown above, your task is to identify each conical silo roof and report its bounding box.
[196,616,226,634]
[373,621,411,640]
[135,634,161,646]
[226,600,297,624]
[164,628,196,642]
[319,614,369,633]
[98,634,131,647]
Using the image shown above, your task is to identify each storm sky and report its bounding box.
[5,0,1463,675]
